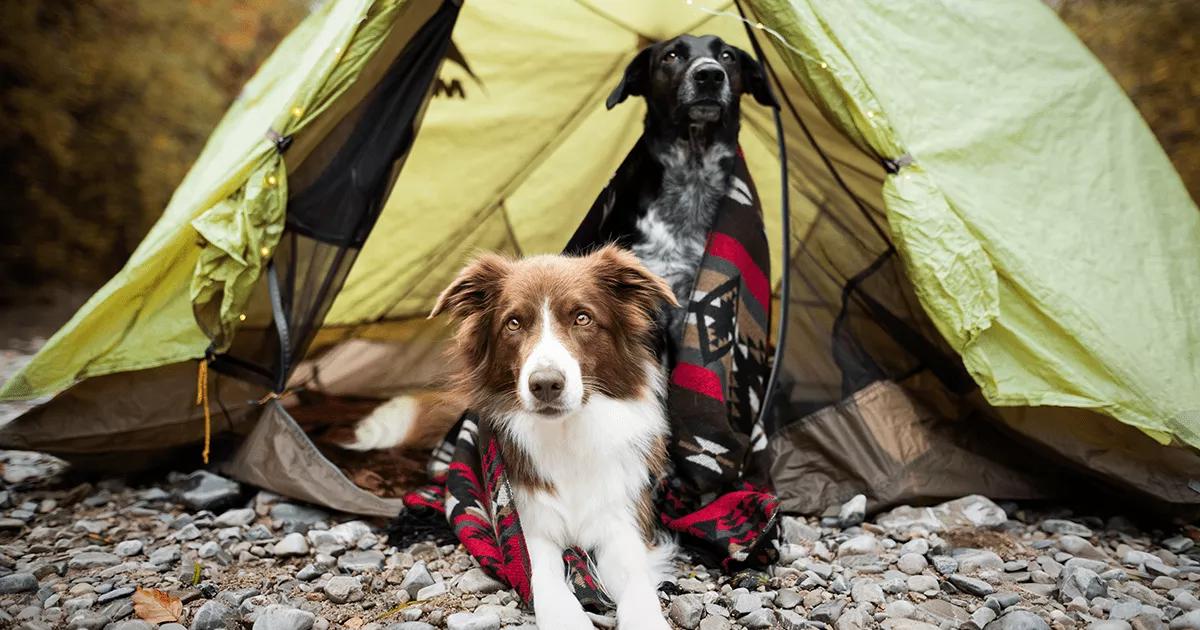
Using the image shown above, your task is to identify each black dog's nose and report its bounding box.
[529,369,565,403]
[694,66,725,88]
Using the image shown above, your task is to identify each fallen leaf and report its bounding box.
[132,586,183,624]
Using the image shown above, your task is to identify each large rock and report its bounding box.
[984,610,1050,630]
[780,516,821,544]
[670,594,704,629]
[741,609,778,629]
[839,494,867,527]
[455,568,504,594]
[898,553,928,575]
[323,576,363,604]
[1170,611,1200,630]
[949,574,996,597]
[191,600,238,630]
[883,621,939,630]
[1058,535,1108,560]
[68,552,120,569]
[336,550,384,573]
[67,611,110,630]
[399,562,435,598]
[214,508,255,527]
[876,495,1007,533]
[812,599,847,623]
[176,471,241,511]
[839,534,882,556]
[114,540,143,557]
[269,503,329,534]
[954,548,1005,573]
[272,533,310,557]
[446,611,501,630]
[251,605,316,630]
[0,572,37,594]
[1040,519,1093,537]
[1059,565,1108,602]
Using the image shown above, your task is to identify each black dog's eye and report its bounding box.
[664,51,679,63]
[720,50,734,62]
[505,317,521,331]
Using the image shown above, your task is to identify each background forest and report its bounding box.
[0,0,1196,304]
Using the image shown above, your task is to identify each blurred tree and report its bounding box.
[1052,0,1200,203]
[0,0,308,303]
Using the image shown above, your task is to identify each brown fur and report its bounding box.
[431,245,676,494]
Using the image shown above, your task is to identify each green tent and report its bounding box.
[3,0,1198,516]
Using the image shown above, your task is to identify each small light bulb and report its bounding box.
[266,175,277,186]
[260,247,270,257]
[238,313,247,321]
[291,106,303,117]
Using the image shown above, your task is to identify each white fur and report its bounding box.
[517,301,585,414]
[342,395,417,451]
[500,359,676,630]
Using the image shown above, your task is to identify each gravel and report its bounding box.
[0,409,1196,630]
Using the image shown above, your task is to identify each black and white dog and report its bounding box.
[602,34,776,351]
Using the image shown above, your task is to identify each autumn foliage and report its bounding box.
[0,0,308,302]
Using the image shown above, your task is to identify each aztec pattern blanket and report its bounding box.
[399,141,779,607]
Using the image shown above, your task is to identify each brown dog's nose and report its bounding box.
[694,66,725,88]
[529,369,565,403]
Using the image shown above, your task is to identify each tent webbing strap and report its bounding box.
[267,261,292,393]
[737,3,790,431]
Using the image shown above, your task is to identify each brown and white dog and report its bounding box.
[425,246,678,630]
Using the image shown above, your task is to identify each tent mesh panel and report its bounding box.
[210,1,461,390]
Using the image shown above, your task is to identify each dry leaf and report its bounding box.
[132,586,183,624]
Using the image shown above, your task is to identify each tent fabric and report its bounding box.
[3,0,1200,516]
[0,0,437,398]
[747,0,1200,449]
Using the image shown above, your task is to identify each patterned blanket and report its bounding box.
[398,141,779,607]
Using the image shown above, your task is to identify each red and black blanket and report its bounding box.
[397,141,779,607]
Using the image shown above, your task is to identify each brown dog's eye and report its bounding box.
[574,312,592,327]
[720,50,734,62]
[505,317,521,331]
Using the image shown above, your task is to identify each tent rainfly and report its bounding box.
[3,0,1199,517]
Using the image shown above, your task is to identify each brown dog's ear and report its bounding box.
[736,48,777,108]
[606,46,655,110]
[430,253,511,319]
[591,245,679,313]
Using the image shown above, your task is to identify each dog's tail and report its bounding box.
[647,532,680,588]
[332,389,468,451]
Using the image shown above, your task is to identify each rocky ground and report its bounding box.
[1,336,1199,630]
[0,459,1197,630]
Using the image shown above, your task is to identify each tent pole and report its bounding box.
[737,4,790,431]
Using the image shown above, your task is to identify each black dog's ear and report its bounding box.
[736,48,777,108]
[606,46,654,110]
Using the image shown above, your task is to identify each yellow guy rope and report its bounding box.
[196,359,212,464]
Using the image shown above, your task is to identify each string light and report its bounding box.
[266,174,278,186]
[238,313,247,321]
[291,106,304,118]
[684,1,833,72]
[260,246,270,257]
